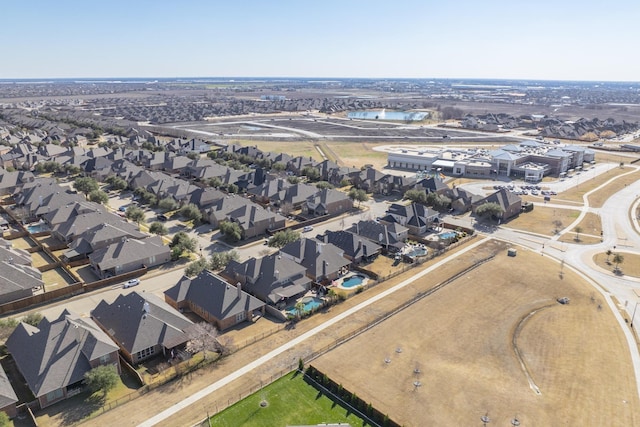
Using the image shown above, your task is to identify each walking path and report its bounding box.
[138,237,489,426]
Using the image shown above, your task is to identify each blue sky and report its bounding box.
[3,0,639,81]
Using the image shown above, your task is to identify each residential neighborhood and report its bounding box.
[0,75,638,427]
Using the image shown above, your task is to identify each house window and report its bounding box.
[236,311,246,322]
[45,388,64,402]
[100,354,111,364]
[136,346,156,361]
[148,255,156,265]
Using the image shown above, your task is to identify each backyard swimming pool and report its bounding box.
[341,274,366,288]
[27,223,50,233]
[405,246,428,258]
[438,231,457,240]
[286,296,323,316]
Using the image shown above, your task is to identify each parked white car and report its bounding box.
[124,278,140,288]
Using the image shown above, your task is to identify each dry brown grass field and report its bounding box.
[593,252,640,278]
[595,151,640,165]
[312,244,639,426]
[503,206,579,236]
[556,212,603,245]
[235,139,322,161]
[587,169,640,208]
[545,167,631,204]
[324,141,389,169]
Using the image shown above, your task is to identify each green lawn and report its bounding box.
[210,371,370,427]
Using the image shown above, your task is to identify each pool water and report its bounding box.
[439,231,457,240]
[341,274,365,288]
[27,223,50,233]
[406,247,427,258]
[285,296,323,316]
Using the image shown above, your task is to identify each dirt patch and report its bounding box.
[312,244,639,426]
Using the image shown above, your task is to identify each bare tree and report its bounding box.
[552,219,563,234]
[186,322,220,360]
[574,226,583,242]
[279,202,294,217]
[612,253,624,274]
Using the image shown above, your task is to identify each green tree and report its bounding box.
[105,175,128,191]
[227,183,239,194]
[339,178,351,187]
[22,312,43,326]
[475,202,504,219]
[89,189,109,204]
[185,257,208,277]
[272,162,286,172]
[207,177,222,188]
[315,181,334,190]
[84,365,119,396]
[73,176,99,196]
[294,301,305,320]
[179,203,202,223]
[125,205,146,224]
[605,249,612,263]
[149,221,168,235]
[133,187,157,206]
[348,188,369,208]
[64,164,82,175]
[219,221,243,242]
[404,189,427,204]
[268,229,301,248]
[158,197,178,212]
[209,250,239,270]
[0,318,18,341]
[431,194,451,211]
[301,166,321,182]
[170,231,198,254]
[287,176,300,184]
[0,411,9,427]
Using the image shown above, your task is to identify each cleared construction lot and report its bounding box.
[313,241,640,426]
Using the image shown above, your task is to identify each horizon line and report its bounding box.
[0,76,639,84]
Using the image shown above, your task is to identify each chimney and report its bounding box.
[317,243,322,254]
[142,301,150,314]
[237,282,242,299]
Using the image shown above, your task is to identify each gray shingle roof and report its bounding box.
[91,292,193,355]
[0,364,17,409]
[5,310,118,398]
[224,254,310,303]
[321,230,382,259]
[88,236,169,270]
[0,261,43,296]
[165,271,264,322]
[279,238,350,279]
